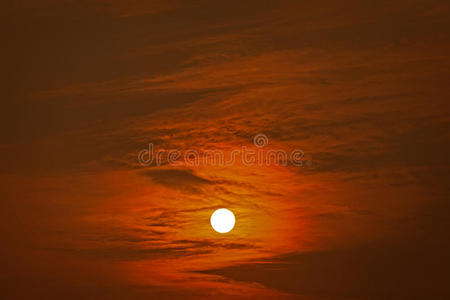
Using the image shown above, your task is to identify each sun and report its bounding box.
[210,208,235,233]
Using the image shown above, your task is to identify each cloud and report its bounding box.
[198,240,450,298]
[141,168,212,191]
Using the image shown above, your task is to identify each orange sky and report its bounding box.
[2,0,450,299]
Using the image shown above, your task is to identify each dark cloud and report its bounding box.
[199,241,450,299]
[141,168,212,190]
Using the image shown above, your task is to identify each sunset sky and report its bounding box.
[2,1,450,299]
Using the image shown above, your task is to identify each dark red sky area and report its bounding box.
[2,1,450,299]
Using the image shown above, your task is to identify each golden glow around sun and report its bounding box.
[210,208,235,233]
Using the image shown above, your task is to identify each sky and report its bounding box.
[2,0,450,299]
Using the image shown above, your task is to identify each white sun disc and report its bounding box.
[210,208,235,233]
